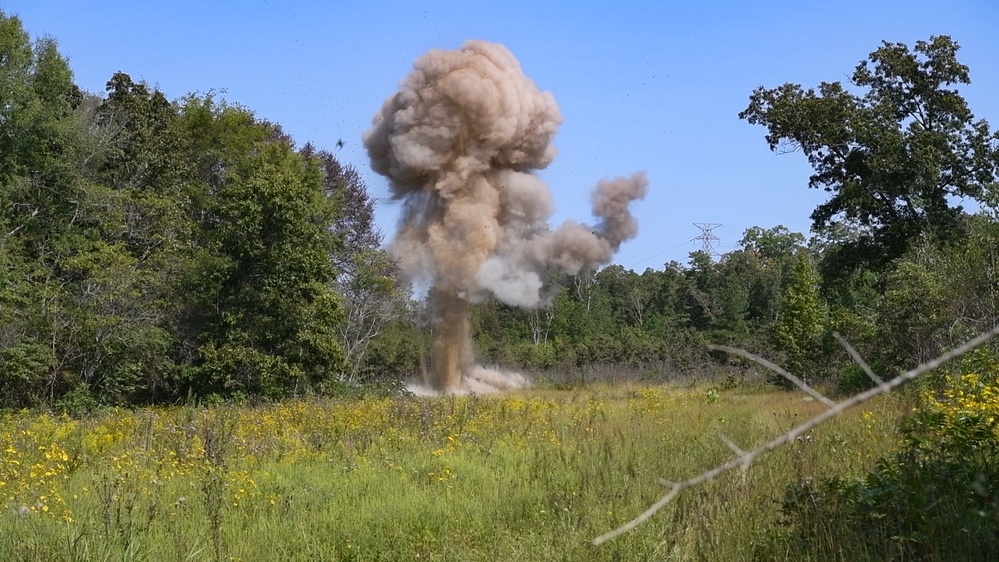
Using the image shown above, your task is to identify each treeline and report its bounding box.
[2,14,998,408]
[462,35,999,387]
[459,217,999,390]
[0,13,403,408]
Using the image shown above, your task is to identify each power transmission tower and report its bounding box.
[692,223,722,256]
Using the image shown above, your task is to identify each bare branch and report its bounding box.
[593,324,999,545]
[707,344,836,408]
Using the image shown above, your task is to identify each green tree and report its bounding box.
[0,12,91,406]
[873,257,948,372]
[0,14,379,405]
[712,273,750,337]
[683,250,718,331]
[594,265,647,328]
[935,214,999,333]
[774,252,827,380]
[645,261,693,332]
[739,225,805,265]
[741,36,998,275]
[303,145,408,383]
[160,95,348,398]
[64,73,196,402]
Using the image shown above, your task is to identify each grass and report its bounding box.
[0,383,906,561]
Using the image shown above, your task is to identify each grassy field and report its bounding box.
[0,384,906,561]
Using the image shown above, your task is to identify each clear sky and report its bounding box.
[8,0,999,272]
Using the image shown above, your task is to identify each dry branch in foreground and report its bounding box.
[592,324,999,545]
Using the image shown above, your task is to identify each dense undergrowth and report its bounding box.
[762,361,999,560]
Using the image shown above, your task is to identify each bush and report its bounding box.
[192,344,305,400]
[0,341,55,408]
[516,341,557,370]
[835,363,876,395]
[768,372,999,560]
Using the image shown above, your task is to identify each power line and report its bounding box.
[625,238,695,270]
[692,222,722,256]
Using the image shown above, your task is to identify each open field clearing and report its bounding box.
[0,385,905,561]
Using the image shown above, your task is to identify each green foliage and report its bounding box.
[5,13,999,412]
[194,343,303,400]
[741,35,999,276]
[874,259,949,371]
[515,341,558,370]
[774,253,827,380]
[0,341,55,407]
[180,122,355,396]
[713,266,751,336]
[55,383,100,416]
[771,373,999,560]
[836,363,877,395]
[0,15,369,406]
[362,316,429,382]
[740,225,806,265]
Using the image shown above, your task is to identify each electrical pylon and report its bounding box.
[692,223,722,256]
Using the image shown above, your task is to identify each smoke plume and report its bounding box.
[364,40,647,392]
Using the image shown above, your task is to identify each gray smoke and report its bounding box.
[364,40,647,391]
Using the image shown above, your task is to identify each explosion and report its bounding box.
[364,40,647,392]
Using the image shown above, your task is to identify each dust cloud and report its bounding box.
[364,40,647,393]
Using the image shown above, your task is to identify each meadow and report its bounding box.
[0,384,906,561]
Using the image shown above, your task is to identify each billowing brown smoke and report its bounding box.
[364,40,647,392]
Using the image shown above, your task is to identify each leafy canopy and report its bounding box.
[740,36,998,274]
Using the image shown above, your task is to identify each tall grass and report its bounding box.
[0,384,904,561]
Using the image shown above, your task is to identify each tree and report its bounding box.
[67,73,196,402]
[0,13,398,405]
[646,261,693,332]
[301,144,409,382]
[739,225,805,264]
[527,304,556,346]
[712,273,750,336]
[774,252,827,379]
[741,36,998,275]
[867,214,999,374]
[737,225,808,325]
[332,248,408,382]
[301,145,409,383]
[683,250,718,331]
[939,214,999,333]
[874,259,948,372]
[594,265,644,328]
[0,12,92,406]
[179,98,346,398]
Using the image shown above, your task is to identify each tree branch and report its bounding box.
[592,324,999,545]
[707,344,835,407]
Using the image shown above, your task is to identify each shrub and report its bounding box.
[769,372,999,560]
[0,341,56,408]
[835,363,876,395]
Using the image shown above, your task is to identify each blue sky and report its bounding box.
[9,0,999,272]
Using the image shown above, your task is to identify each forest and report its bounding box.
[2,11,998,410]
